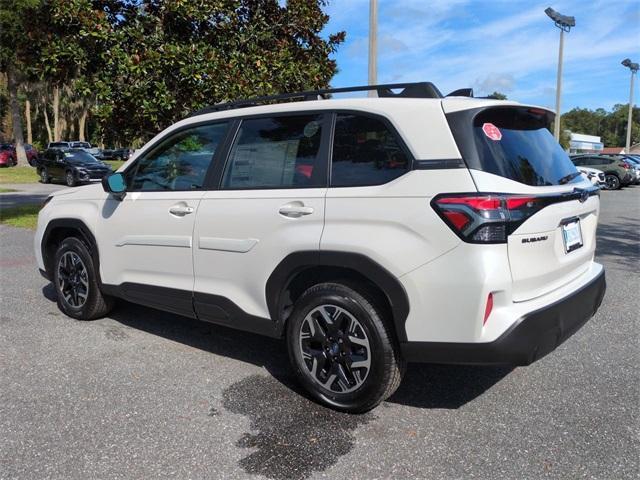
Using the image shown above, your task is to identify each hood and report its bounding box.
[49,182,106,199]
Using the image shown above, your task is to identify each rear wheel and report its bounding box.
[65,171,76,187]
[40,167,50,183]
[53,237,114,320]
[605,174,620,190]
[286,282,405,413]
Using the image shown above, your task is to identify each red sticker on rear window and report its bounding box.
[482,123,502,141]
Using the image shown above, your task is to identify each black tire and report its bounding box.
[65,170,76,187]
[40,167,50,184]
[286,282,405,413]
[605,174,621,190]
[53,237,114,320]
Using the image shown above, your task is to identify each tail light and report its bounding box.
[620,162,630,169]
[432,193,553,243]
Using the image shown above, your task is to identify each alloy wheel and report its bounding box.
[57,251,89,308]
[298,304,371,394]
[40,169,47,182]
[66,172,75,187]
[605,175,619,190]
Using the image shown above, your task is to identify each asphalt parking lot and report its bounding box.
[1,187,638,480]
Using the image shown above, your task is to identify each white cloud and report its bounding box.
[475,73,516,95]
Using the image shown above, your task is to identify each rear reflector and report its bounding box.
[483,293,494,325]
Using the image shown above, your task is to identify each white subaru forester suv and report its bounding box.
[35,82,606,412]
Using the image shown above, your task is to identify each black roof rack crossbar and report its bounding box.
[189,81,443,117]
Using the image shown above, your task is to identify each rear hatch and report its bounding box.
[443,102,599,302]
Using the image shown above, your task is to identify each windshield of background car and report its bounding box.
[0,144,12,150]
[471,107,580,186]
[71,142,91,148]
[63,151,100,163]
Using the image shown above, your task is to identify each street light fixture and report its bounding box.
[545,7,575,141]
[621,58,638,153]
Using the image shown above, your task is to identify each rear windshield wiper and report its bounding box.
[558,172,581,184]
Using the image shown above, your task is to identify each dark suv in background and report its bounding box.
[37,148,112,186]
[570,155,634,190]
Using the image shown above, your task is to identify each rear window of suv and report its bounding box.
[448,107,581,186]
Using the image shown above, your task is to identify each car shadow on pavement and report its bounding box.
[387,363,512,409]
[41,283,513,479]
[595,217,640,267]
[42,283,511,411]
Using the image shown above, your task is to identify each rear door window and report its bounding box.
[331,113,409,187]
[222,114,326,189]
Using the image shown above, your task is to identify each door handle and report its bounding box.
[169,205,194,216]
[279,204,314,218]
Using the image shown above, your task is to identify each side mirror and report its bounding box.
[102,172,126,200]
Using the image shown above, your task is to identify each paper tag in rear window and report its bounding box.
[482,123,502,141]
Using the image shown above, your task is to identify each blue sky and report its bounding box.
[321,0,640,112]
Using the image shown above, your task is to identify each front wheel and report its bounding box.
[286,282,405,413]
[605,174,620,190]
[53,237,114,320]
[40,167,50,183]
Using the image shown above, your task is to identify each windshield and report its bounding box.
[71,142,92,148]
[49,142,68,148]
[64,151,100,163]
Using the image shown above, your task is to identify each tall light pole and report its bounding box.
[621,58,638,153]
[545,7,575,141]
[368,0,378,97]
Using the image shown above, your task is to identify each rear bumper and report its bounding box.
[401,267,606,366]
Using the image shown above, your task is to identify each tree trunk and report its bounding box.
[78,109,88,142]
[43,102,53,144]
[53,85,60,141]
[66,117,74,140]
[25,99,32,144]
[7,64,28,166]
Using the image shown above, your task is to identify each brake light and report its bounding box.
[620,162,630,169]
[431,193,547,243]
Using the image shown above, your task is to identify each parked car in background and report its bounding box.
[69,141,103,159]
[37,148,112,187]
[47,141,72,149]
[618,156,640,185]
[25,144,40,166]
[577,166,606,188]
[100,147,131,161]
[570,155,633,190]
[0,144,17,167]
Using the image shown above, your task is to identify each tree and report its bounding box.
[487,91,507,100]
[94,0,345,146]
[562,104,639,147]
[0,0,42,165]
[3,0,344,149]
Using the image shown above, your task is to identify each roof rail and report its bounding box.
[189,81,443,117]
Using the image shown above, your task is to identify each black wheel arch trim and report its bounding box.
[41,218,102,285]
[266,251,411,342]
